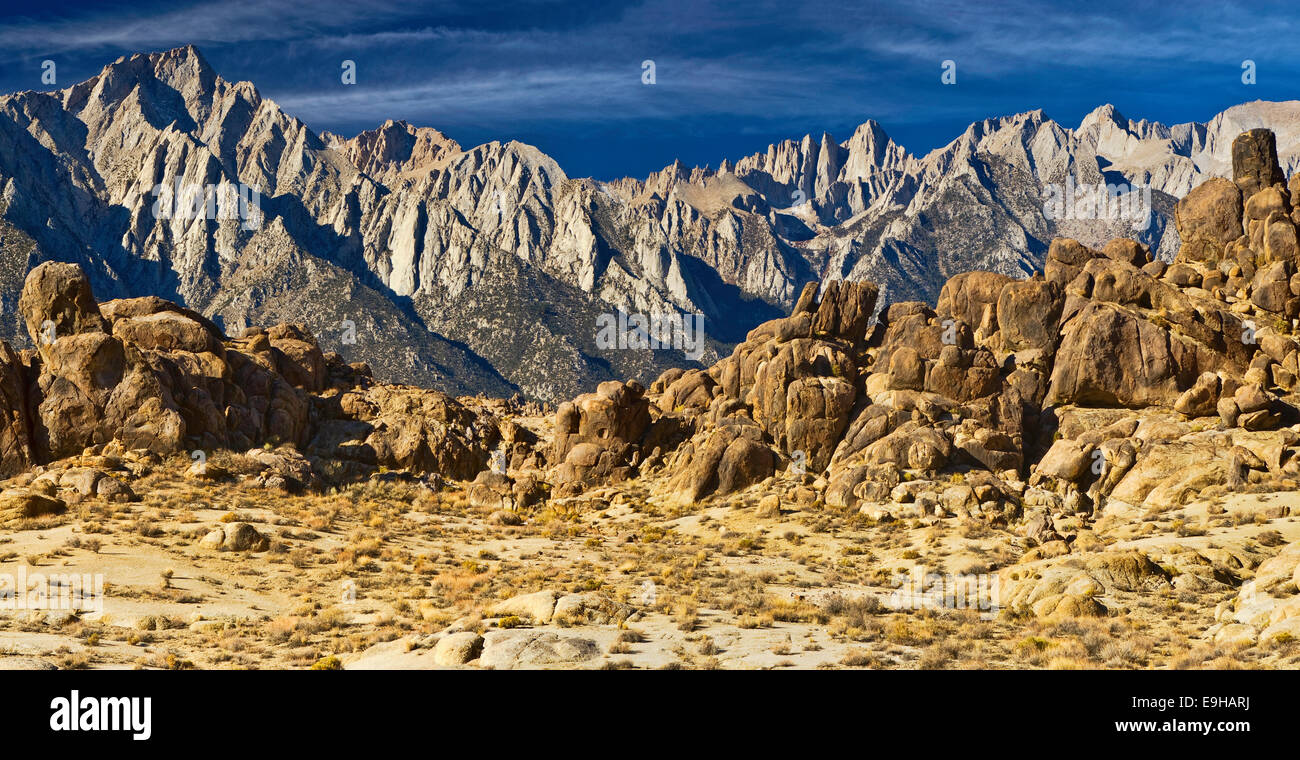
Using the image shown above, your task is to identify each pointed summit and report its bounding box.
[336,119,460,181]
[1079,103,1127,132]
[102,44,219,91]
[62,43,224,119]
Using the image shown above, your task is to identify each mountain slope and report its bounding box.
[1,45,1298,399]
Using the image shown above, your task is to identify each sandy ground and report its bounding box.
[2,450,1300,670]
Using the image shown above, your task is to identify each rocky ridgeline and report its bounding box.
[0,262,502,524]
[12,47,1300,405]
[534,129,1300,547]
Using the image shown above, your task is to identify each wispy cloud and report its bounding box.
[1,0,1296,179]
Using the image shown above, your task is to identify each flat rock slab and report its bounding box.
[479,630,599,669]
[0,655,56,670]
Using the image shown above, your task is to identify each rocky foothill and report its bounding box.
[0,260,502,526]
[547,129,1300,529]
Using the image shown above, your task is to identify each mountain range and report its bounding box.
[2,45,1298,401]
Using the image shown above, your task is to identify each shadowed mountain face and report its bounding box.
[2,45,1299,400]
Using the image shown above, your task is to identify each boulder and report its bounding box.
[1035,439,1095,483]
[1218,397,1241,427]
[1244,185,1290,222]
[1263,215,1300,267]
[433,631,484,666]
[264,324,328,392]
[1251,261,1292,313]
[924,348,1001,401]
[1047,302,1187,407]
[1085,551,1171,592]
[1163,263,1202,288]
[0,489,67,524]
[997,279,1064,355]
[18,262,108,353]
[667,421,775,503]
[1214,623,1257,648]
[1233,383,1271,414]
[809,280,879,344]
[489,590,559,623]
[1102,238,1149,267]
[936,271,1013,335]
[551,593,635,625]
[1045,239,1103,287]
[200,522,270,552]
[1232,128,1286,200]
[658,369,717,411]
[1174,178,1243,263]
[479,630,600,669]
[1173,372,1220,418]
[888,346,926,391]
[111,310,224,355]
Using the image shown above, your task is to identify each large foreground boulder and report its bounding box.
[1174,178,1243,264]
[18,262,108,353]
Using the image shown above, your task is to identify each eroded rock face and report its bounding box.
[0,344,34,477]
[549,380,651,490]
[748,338,857,471]
[1233,128,1287,201]
[665,417,776,504]
[0,261,497,484]
[1174,179,1243,264]
[18,262,109,352]
[313,384,497,479]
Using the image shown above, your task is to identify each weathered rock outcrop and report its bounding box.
[1173,179,1244,264]
[530,129,1300,533]
[1233,128,1287,200]
[549,380,651,492]
[0,262,497,483]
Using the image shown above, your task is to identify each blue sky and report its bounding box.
[0,0,1297,180]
